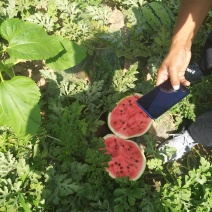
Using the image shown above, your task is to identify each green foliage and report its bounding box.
[0,18,86,135]
[170,95,196,126]
[1,18,63,60]
[190,75,212,115]
[159,157,212,211]
[0,76,41,135]
[0,141,46,211]
[0,0,211,211]
[44,168,81,205]
[0,151,17,178]
[108,0,146,9]
[113,181,143,210]
[46,35,86,71]
[167,75,212,126]
[111,66,139,92]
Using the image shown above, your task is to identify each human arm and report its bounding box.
[156,0,212,89]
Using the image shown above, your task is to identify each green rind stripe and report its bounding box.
[144,21,154,32]
[160,2,175,28]
[146,2,163,25]
[141,2,174,34]
[162,3,175,21]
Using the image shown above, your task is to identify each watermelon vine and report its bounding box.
[0,1,211,211]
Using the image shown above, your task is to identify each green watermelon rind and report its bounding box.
[141,2,175,35]
[103,134,146,181]
[108,93,152,139]
[116,93,142,104]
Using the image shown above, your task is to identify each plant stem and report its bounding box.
[41,134,62,141]
[165,163,178,184]
[0,72,4,82]
[5,68,14,79]
[0,61,14,79]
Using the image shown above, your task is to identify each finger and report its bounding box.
[180,76,190,86]
[168,66,181,90]
[156,68,169,86]
[181,51,192,85]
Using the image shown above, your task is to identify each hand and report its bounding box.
[156,46,191,90]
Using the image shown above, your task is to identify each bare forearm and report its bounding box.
[171,0,212,50]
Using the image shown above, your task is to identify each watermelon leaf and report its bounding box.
[43,171,81,205]
[132,188,142,199]
[45,35,86,71]
[0,151,18,178]
[128,195,136,206]
[0,18,63,60]
[0,76,41,135]
[70,161,89,182]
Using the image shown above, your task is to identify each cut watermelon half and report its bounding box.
[103,134,146,180]
[108,93,152,139]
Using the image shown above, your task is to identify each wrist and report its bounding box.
[170,36,192,52]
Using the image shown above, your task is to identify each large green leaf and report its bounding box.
[0,18,63,60]
[45,35,86,71]
[0,76,41,135]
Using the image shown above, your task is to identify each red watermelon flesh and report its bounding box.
[108,93,152,139]
[103,134,146,181]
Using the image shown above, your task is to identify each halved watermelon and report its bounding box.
[108,93,152,139]
[103,134,146,180]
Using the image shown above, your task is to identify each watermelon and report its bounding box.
[103,134,146,180]
[108,93,152,139]
[141,2,175,35]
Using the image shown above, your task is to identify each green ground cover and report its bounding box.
[0,0,212,211]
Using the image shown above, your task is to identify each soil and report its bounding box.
[109,8,125,31]
[13,60,47,90]
[148,112,177,145]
